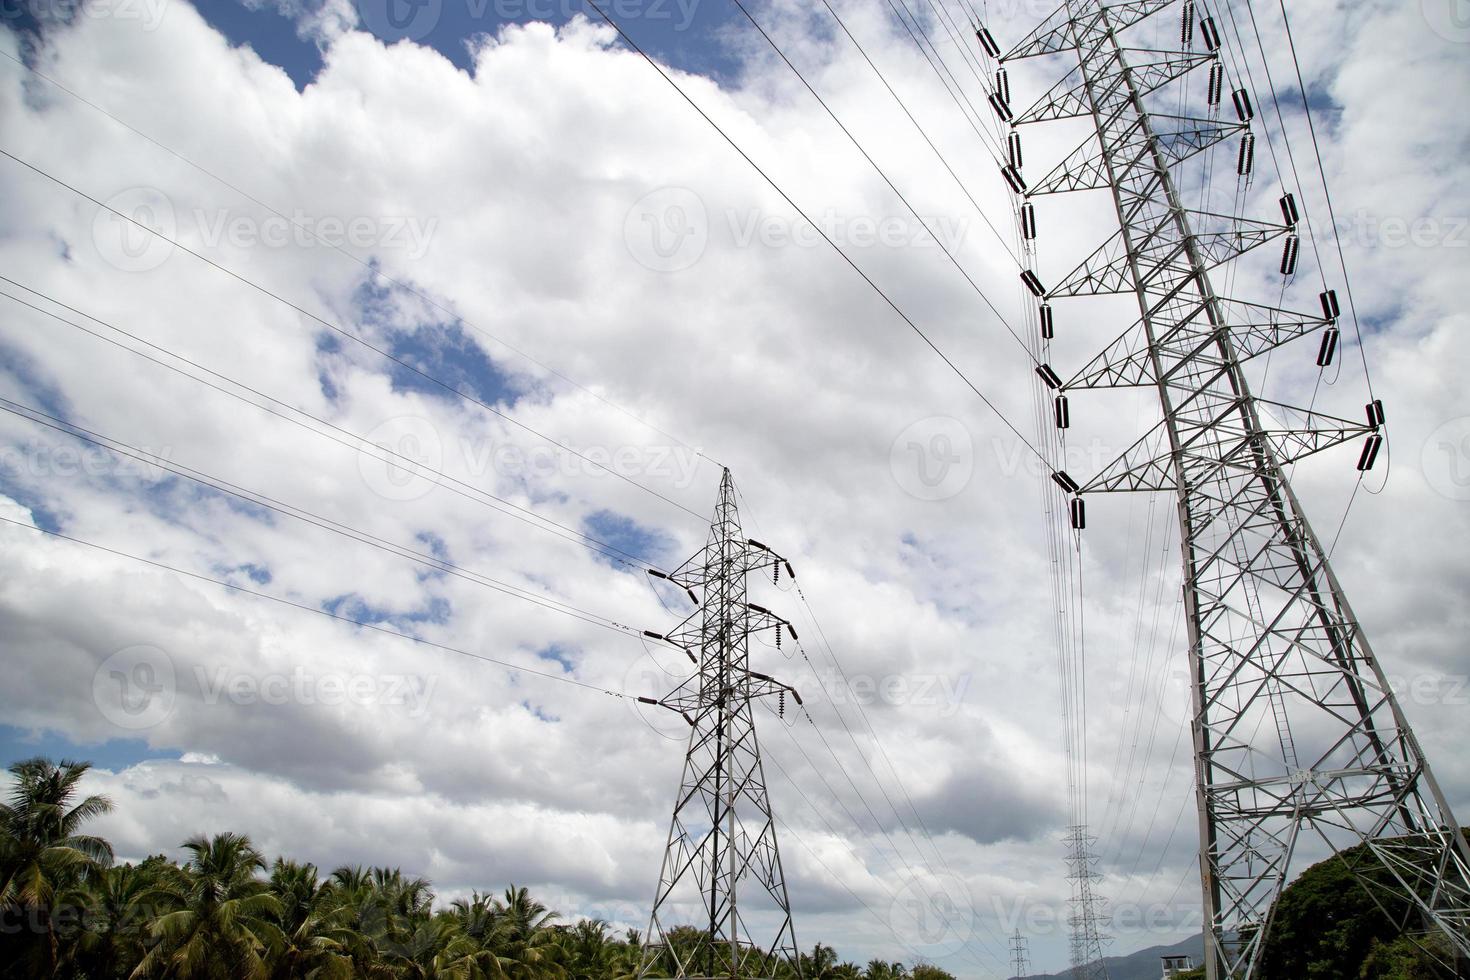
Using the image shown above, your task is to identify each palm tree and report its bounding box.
[75,857,175,979]
[801,942,840,980]
[265,858,353,979]
[383,914,480,979]
[132,832,283,979]
[0,757,114,977]
[481,885,564,980]
[863,960,908,980]
[449,890,502,946]
[562,918,621,980]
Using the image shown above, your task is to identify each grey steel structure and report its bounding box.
[1010,929,1031,979]
[639,469,803,980]
[991,1,1470,976]
[1063,826,1110,980]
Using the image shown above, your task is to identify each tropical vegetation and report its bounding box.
[0,758,960,980]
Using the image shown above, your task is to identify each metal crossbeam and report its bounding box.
[640,470,802,980]
[1000,2,1470,976]
[1066,297,1329,389]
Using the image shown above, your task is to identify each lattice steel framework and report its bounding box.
[639,469,803,980]
[992,2,1470,976]
[1010,928,1031,979]
[1063,826,1110,980]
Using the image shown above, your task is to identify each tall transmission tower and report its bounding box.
[1009,929,1031,979]
[638,469,804,980]
[983,1,1470,977]
[1063,826,1110,980]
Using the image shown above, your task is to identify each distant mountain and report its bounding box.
[1011,934,1205,980]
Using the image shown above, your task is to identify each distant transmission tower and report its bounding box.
[1063,827,1110,980]
[638,469,804,980]
[1009,929,1030,979]
[984,1,1470,977]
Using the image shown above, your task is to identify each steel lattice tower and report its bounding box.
[1063,826,1110,980]
[988,1,1470,976]
[1009,928,1031,979]
[639,469,804,980]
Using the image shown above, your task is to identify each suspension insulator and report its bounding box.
[995,68,1010,105]
[773,562,779,584]
[1201,15,1221,52]
[977,25,1001,58]
[1316,326,1339,367]
[1002,163,1027,194]
[1320,288,1341,321]
[1280,234,1300,276]
[1181,0,1195,45]
[1021,201,1037,240]
[1207,62,1224,106]
[1008,131,1024,170]
[1021,269,1046,296]
[1237,133,1255,176]
[779,690,786,717]
[989,92,1013,122]
[1232,88,1254,122]
[1054,394,1071,429]
[1070,497,1086,530]
[1280,192,1300,227]
[1357,434,1383,471]
[1367,399,1386,427]
[1052,470,1081,494]
[1040,303,1054,340]
[776,627,782,649]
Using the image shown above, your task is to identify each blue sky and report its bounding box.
[192,0,746,88]
[1,0,1468,974]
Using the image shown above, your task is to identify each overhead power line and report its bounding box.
[0,279,672,572]
[0,49,718,470]
[0,396,642,637]
[577,0,1051,473]
[0,515,641,700]
[0,146,707,522]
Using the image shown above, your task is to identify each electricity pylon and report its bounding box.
[987,1,1470,976]
[1063,827,1109,980]
[638,468,804,980]
[1009,929,1030,979]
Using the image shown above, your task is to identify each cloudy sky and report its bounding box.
[1,0,1467,974]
